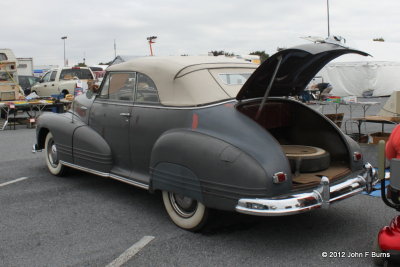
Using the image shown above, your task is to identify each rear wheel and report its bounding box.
[162,191,208,231]
[45,132,66,176]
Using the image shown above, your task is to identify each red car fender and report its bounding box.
[378,215,400,251]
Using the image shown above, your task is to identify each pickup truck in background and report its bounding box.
[31,66,95,97]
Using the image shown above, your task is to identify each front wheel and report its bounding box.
[162,191,208,231]
[45,132,66,176]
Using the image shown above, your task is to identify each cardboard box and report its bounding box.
[325,113,344,127]
[0,91,17,101]
[369,132,391,144]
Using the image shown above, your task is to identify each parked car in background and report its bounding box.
[31,66,95,97]
[18,75,40,95]
[33,43,378,231]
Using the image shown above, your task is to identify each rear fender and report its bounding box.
[150,130,269,211]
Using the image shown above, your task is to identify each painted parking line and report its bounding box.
[0,177,29,187]
[106,236,155,267]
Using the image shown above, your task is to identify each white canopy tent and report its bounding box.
[317,40,400,97]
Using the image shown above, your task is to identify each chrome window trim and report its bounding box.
[98,71,137,101]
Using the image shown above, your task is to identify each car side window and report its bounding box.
[99,72,136,101]
[42,72,51,82]
[50,71,57,82]
[135,73,160,104]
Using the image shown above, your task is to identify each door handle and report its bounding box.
[44,85,47,87]
[80,106,88,110]
[120,113,131,117]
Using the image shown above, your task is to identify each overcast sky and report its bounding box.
[2,0,400,67]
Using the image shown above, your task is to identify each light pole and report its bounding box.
[61,36,67,66]
[327,0,330,37]
[114,39,117,59]
[147,36,157,56]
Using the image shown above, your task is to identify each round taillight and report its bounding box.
[273,172,287,184]
[353,152,362,161]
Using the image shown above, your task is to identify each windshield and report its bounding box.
[60,68,93,80]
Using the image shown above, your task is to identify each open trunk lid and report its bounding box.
[236,42,369,100]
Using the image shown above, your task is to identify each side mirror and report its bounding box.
[39,79,44,83]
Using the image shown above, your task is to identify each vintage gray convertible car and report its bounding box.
[33,42,378,231]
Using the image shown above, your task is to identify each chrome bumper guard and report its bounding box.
[235,163,378,216]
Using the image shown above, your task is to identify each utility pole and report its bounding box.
[147,36,157,56]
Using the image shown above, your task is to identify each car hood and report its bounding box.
[236,43,369,100]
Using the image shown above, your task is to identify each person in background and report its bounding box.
[299,89,311,104]
[386,125,400,160]
[315,82,333,100]
[385,125,400,203]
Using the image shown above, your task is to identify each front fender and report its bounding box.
[72,125,112,172]
[150,129,270,211]
[36,112,112,172]
[36,112,84,163]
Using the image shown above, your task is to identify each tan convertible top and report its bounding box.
[107,56,257,106]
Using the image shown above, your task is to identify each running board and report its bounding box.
[60,161,149,190]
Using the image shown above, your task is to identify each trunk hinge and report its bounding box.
[255,55,283,121]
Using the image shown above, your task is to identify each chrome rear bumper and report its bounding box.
[235,163,377,216]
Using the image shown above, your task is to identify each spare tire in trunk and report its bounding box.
[282,145,330,173]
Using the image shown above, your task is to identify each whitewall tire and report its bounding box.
[162,191,208,231]
[45,132,66,176]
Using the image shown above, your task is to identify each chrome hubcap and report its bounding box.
[169,192,198,218]
[47,140,59,167]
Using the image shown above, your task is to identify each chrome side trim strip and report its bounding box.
[109,174,149,190]
[60,161,149,190]
[94,99,236,110]
[61,161,109,177]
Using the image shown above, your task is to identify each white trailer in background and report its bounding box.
[317,40,400,97]
[0,48,23,101]
[17,58,34,76]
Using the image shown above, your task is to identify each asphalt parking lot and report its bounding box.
[0,98,399,267]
